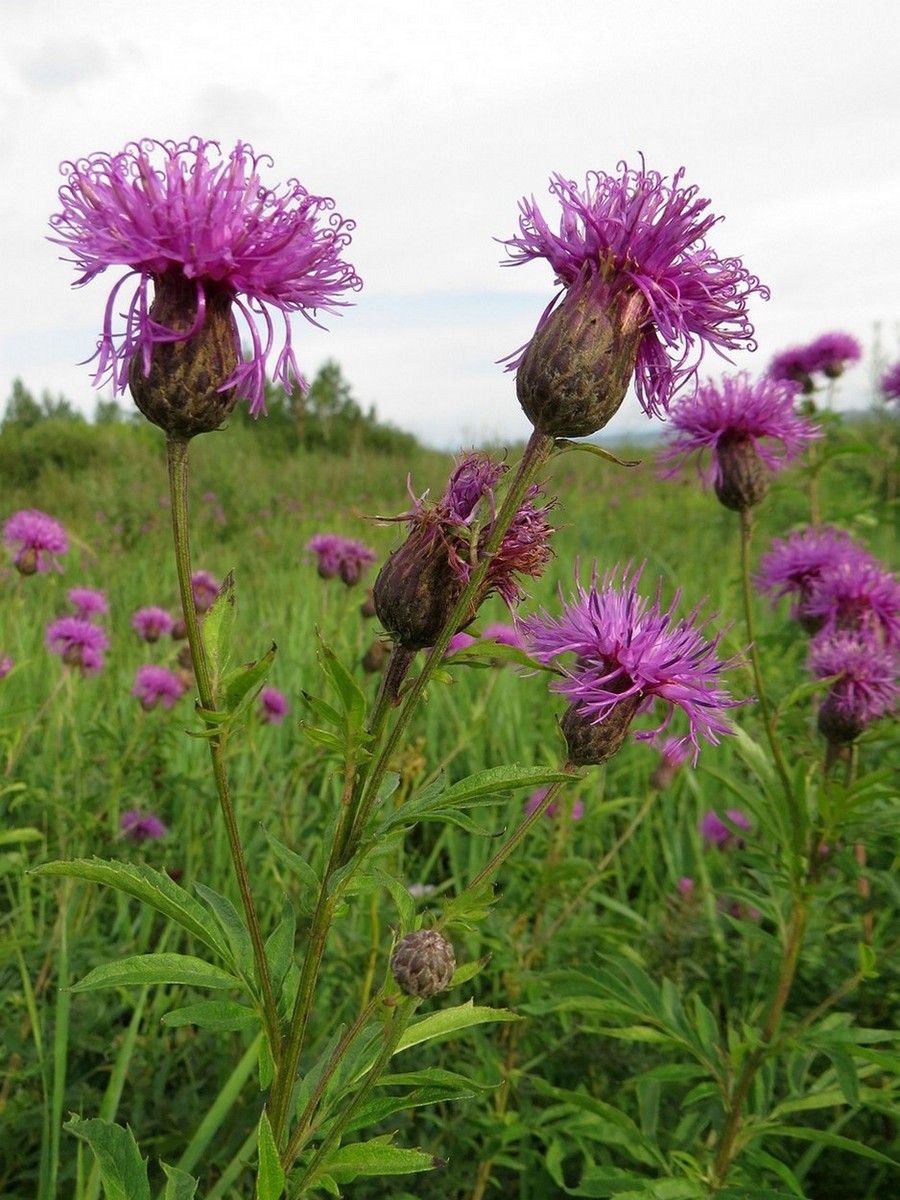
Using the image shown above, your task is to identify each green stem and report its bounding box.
[165,436,279,1056]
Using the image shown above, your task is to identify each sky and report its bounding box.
[2,0,899,449]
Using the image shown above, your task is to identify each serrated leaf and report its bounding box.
[194,882,255,982]
[396,1000,522,1053]
[160,1161,200,1200]
[317,633,367,740]
[256,1110,285,1200]
[262,828,320,903]
[161,1000,260,1032]
[64,1116,150,1200]
[29,859,229,961]
[326,1135,440,1185]
[221,643,277,718]
[71,953,242,993]
[201,570,237,694]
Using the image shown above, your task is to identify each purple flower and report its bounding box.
[803,559,900,651]
[881,361,900,403]
[67,586,109,621]
[132,664,186,710]
[769,345,817,391]
[306,534,378,586]
[258,686,289,725]
[650,735,691,790]
[120,810,167,842]
[521,564,746,764]
[46,616,109,674]
[809,630,898,744]
[4,509,68,575]
[446,632,478,654]
[132,606,176,643]
[0,655,13,680]
[803,332,861,378]
[480,622,523,649]
[525,787,584,821]
[659,373,820,510]
[501,160,769,422]
[50,138,361,419]
[755,526,870,626]
[700,808,752,848]
[191,570,220,612]
[677,876,695,897]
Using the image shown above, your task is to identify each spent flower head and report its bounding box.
[521,564,746,765]
[501,160,768,434]
[809,630,898,744]
[67,586,109,621]
[4,509,68,575]
[50,138,361,432]
[46,616,109,675]
[132,664,187,710]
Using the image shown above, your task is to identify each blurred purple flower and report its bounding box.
[701,808,751,848]
[525,787,584,821]
[480,622,523,649]
[756,526,871,626]
[803,332,861,378]
[50,138,361,418]
[307,534,378,586]
[446,631,478,654]
[809,630,898,743]
[521,564,746,762]
[46,616,109,674]
[881,361,900,402]
[501,160,768,419]
[67,586,109,621]
[804,559,900,651]
[132,664,186,710]
[677,876,695,897]
[132,606,176,643]
[191,570,220,612]
[258,686,289,725]
[650,735,691,790]
[4,509,68,575]
[0,655,13,680]
[121,810,167,842]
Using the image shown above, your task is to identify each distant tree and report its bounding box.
[93,398,128,425]
[2,379,43,430]
[39,391,84,423]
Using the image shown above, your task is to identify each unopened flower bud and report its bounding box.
[390,929,456,999]
[361,638,388,673]
[560,695,642,767]
[359,589,377,619]
[515,270,642,438]
[128,270,240,439]
[373,534,475,651]
[817,691,865,746]
[14,547,39,576]
[713,433,769,512]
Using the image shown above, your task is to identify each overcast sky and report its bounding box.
[2,0,899,449]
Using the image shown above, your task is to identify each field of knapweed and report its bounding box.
[1,141,899,1200]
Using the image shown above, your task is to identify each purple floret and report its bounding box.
[46,616,109,674]
[4,509,69,573]
[701,808,751,848]
[132,606,176,642]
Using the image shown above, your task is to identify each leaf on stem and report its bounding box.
[64,1116,151,1200]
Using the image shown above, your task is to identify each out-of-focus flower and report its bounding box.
[132,664,187,709]
[809,630,898,744]
[521,564,746,766]
[700,808,751,848]
[659,373,819,511]
[191,570,220,612]
[446,632,478,654]
[769,346,818,392]
[121,810,167,842]
[525,786,584,821]
[258,686,289,724]
[67,586,109,621]
[4,510,68,575]
[51,138,361,432]
[650,736,691,790]
[0,655,13,680]
[500,160,768,435]
[881,361,900,402]
[46,616,109,674]
[480,622,523,649]
[306,534,378,585]
[374,453,554,650]
[756,526,871,629]
[770,332,862,391]
[132,606,176,642]
[676,876,695,897]
[804,559,900,651]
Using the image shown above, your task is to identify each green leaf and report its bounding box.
[265,898,297,997]
[221,643,277,719]
[64,1116,150,1200]
[317,632,368,741]
[0,826,44,847]
[262,828,320,910]
[201,570,237,694]
[765,1124,899,1165]
[160,1161,200,1200]
[555,439,642,468]
[29,859,230,962]
[71,953,242,993]
[326,1135,441,1185]
[256,1110,285,1200]
[396,1000,522,1053]
[194,882,255,982]
[342,1082,478,1134]
[161,1000,260,1032]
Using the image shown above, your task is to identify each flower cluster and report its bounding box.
[51,138,361,430]
[46,617,109,675]
[4,510,68,575]
[769,332,861,392]
[501,160,768,434]
[659,372,820,511]
[307,534,378,586]
[520,564,746,765]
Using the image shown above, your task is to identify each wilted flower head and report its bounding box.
[701,808,752,848]
[521,564,746,766]
[120,810,167,842]
[258,686,289,724]
[501,160,768,434]
[132,664,186,710]
[191,570,220,612]
[525,786,584,821]
[46,616,109,674]
[67,586,108,621]
[374,452,554,650]
[881,361,900,403]
[803,558,900,651]
[51,138,361,432]
[306,534,378,585]
[809,631,898,744]
[4,509,68,575]
[132,606,176,643]
[659,372,819,511]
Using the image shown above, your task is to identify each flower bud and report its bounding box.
[713,433,769,512]
[129,271,240,439]
[515,270,642,438]
[361,638,388,673]
[817,691,865,746]
[391,929,456,999]
[373,532,475,651]
[560,695,643,767]
[14,547,39,576]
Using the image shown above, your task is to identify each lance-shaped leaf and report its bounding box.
[70,953,243,993]
[64,1116,150,1200]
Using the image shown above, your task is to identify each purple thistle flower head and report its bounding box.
[4,509,68,575]
[67,586,109,621]
[50,138,361,428]
[0,655,14,680]
[501,160,769,431]
[769,345,817,392]
[191,570,220,612]
[306,534,378,585]
[132,664,187,710]
[803,332,862,379]
[755,526,871,626]
[120,810,167,842]
[809,630,898,744]
[520,564,747,766]
[46,616,109,674]
[803,558,900,651]
[700,808,752,848]
[132,606,176,643]
[659,373,820,511]
[881,361,900,403]
[259,686,289,725]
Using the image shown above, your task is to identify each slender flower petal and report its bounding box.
[132,664,186,709]
[51,138,361,420]
[46,616,109,674]
[4,510,68,574]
